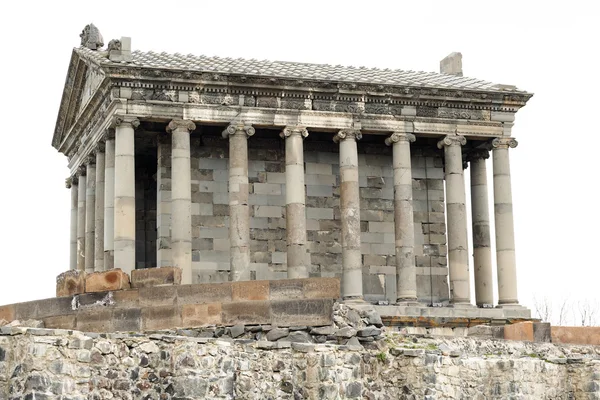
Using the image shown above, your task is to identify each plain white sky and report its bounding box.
[0,0,598,324]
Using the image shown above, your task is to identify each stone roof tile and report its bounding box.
[77,47,527,94]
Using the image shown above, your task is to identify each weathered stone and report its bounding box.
[85,269,130,293]
[311,325,336,336]
[266,328,289,341]
[533,322,551,343]
[504,321,534,342]
[286,331,314,343]
[228,324,245,338]
[357,326,382,337]
[131,267,182,288]
[56,270,86,297]
[335,327,357,338]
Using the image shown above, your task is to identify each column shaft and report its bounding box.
[386,132,417,303]
[223,124,254,281]
[282,126,309,279]
[104,137,115,270]
[94,148,105,271]
[68,178,78,270]
[114,117,139,275]
[168,119,196,284]
[85,162,96,273]
[438,134,471,305]
[469,151,493,307]
[335,130,363,300]
[76,173,86,271]
[493,137,519,305]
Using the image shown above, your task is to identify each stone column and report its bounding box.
[468,149,493,307]
[334,129,363,300]
[76,168,86,271]
[94,144,105,271]
[437,134,471,305]
[104,131,115,270]
[85,158,96,274]
[66,176,78,271]
[156,133,172,267]
[386,132,417,304]
[114,116,139,275]
[281,126,309,279]
[222,123,255,282]
[167,119,196,284]
[492,137,520,306]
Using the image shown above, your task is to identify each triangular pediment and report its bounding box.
[52,50,107,152]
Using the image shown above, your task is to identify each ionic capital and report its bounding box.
[333,129,362,143]
[113,115,140,129]
[466,148,490,162]
[222,123,255,138]
[65,176,76,188]
[280,125,309,139]
[167,118,196,133]
[103,128,115,141]
[437,134,466,149]
[385,132,416,146]
[86,154,96,165]
[77,165,87,177]
[94,141,105,154]
[492,137,518,149]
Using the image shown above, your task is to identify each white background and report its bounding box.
[0,0,598,324]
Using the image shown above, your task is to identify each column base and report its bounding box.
[448,302,475,309]
[395,300,420,306]
[496,303,523,309]
[342,296,365,303]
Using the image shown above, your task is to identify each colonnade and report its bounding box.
[66,118,520,307]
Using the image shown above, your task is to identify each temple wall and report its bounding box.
[151,130,449,303]
[1,329,599,399]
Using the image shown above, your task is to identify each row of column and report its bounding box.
[67,117,519,307]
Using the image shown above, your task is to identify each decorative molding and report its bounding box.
[222,123,255,139]
[65,177,73,189]
[280,126,309,139]
[492,137,518,149]
[333,129,362,143]
[166,119,196,133]
[80,24,104,50]
[385,132,416,146]
[113,116,140,129]
[437,134,467,149]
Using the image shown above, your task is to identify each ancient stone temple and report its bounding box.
[53,25,531,320]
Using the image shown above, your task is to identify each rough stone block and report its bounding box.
[0,304,15,322]
[142,305,182,331]
[85,269,131,293]
[270,298,334,327]
[56,270,86,297]
[131,267,182,289]
[34,297,75,319]
[221,301,270,325]
[533,322,551,343]
[504,321,534,342]
[177,282,232,305]
[303,278,340,300]
[77,309,113,332]
[112,289,140,308]
[551,326,600,345]
[269,280,305,300]
[139,285,177,307]
[112,308,142,332]
[181,303,222,327]
[232,280,270,301]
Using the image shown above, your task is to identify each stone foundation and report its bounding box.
[1,328,599,399]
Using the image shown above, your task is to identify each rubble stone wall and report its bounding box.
[1,328,599,400]
[160,130,449,304]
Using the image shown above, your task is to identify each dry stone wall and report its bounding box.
[1,326,600,400]
[160,130,448,304]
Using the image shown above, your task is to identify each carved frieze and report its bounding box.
[437,108,491,121]
[256,96,279,108]
[152,90,177,102]
[365,102,390,114]
[416,107,438,118]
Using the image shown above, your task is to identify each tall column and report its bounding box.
[114,116,139,275]
[222,123,254,282]
[156,133,172,267]
[94,144,105,271]
[104,131,115,270]
[492,137,520,306]
[468,149,493,307]
[167,119,196,284]
[76,168,86,271]
[281,126,309,279]
[85,158,96,274]
[67,176,78,271]
[437,134,471,305]
[386,132,417,304]
[334,129,363,300]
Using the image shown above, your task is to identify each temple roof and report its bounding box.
[76,47,527,94]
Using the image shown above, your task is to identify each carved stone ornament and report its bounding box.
[77,165,87,177]
[333,129,362,143]
[385,132,416,146]
[80,24,104,50]
[167,119,196,133]
[280,126,309,139]
[113,116,140,129]
[65,177,73,189]
[437,134,467,149]
[492,137,518,149]
[86,154,96,165]
[466,148,490,162]
[222,123,255,139]
[103,128,115,141]
[107,39,121,52]
[95,141,105,153]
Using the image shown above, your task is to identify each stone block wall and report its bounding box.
[155,129,449,304]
